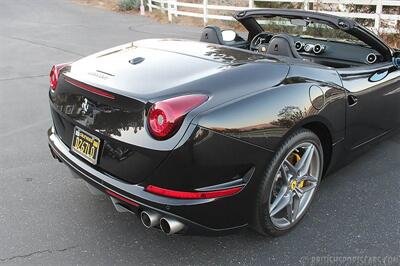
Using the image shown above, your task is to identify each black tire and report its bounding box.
[252,128,324,236]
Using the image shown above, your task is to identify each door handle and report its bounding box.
[348,95,358,106]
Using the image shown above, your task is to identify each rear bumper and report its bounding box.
[48,127,247,235]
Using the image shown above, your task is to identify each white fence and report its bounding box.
[145,0,400,33]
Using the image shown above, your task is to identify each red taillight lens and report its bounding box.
[147,94,208,140]
[145,185,242,199]
[49,63,70,91]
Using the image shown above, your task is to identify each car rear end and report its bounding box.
[48,67,249,235]
[47,40,285,234]
[48,71,222,234]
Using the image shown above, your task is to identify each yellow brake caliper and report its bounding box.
[291,152,305,189]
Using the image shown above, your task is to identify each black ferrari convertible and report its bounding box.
[47,9,400,236]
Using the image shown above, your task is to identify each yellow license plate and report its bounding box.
[71,127,101,165]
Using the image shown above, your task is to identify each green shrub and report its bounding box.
[118,0,140,11]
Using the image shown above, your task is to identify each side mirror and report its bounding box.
[221,30,237,42]
[393,51,400,68]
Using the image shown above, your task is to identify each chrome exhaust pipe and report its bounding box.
[160,217,185,235]
[140,210,161,228]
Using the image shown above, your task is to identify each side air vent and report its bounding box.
[366,53,377,64]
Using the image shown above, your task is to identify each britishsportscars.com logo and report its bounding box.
[300,255,400,266]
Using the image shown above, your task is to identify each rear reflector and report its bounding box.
[64,77,116,100]
[145,185,242,199]
[105,189,140,207]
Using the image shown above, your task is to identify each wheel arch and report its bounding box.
[302,121,332,176]
[278,116,334,177]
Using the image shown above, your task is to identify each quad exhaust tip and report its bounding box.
[160,217,185,235]
[140,210,161,228]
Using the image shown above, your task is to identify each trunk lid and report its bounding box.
[66,39,268,99]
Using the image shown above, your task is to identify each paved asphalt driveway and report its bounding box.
[0,1,399,265]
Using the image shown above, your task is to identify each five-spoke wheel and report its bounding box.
[269,142,321,229]
[252,129,323,236]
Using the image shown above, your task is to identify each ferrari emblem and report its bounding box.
[81,98,89,114]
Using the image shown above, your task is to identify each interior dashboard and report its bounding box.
[250,32,383,68]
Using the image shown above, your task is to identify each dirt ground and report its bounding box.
[74,0,120,11]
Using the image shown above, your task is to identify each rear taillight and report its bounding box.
[49,63,70,91]
[147,94,208,140]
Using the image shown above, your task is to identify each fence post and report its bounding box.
[140,0,145,15]
[375,0,383,34]
[167,0,172,22]
[174,0,177,17]
[148,0,152,12]
[303,0,309,11]
[160,0,165,13]
[203,0,208,26]
[249,0,254,8]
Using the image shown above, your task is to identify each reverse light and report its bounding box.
[145,185,242,199]
[147,94,208,140]
[49,63,70,90]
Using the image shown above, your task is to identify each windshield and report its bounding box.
[255,16,368,46]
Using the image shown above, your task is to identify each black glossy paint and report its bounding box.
[338,63,400,149]
[48,9,400,234]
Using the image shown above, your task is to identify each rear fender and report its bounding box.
[194,82,346,152]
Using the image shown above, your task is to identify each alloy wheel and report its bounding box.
[268,142,321,229]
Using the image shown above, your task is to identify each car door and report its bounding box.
[338,62,400,150]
